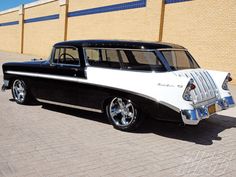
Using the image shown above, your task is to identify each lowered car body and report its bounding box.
[1,40,235,131]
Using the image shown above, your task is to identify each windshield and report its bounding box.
[161,50,199,70]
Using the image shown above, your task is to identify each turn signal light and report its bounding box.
[190,83,196,90]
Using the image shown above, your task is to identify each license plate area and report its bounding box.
[208,104,216,114]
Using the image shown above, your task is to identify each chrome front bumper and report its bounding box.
[181,96,235,125]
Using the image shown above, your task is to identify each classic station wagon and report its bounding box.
[1,40,235,131]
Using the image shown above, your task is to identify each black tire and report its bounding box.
[11,79,35,105]
[106,97,144,131]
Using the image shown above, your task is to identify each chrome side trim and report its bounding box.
[37,99,103,113]
[6,71,88,83]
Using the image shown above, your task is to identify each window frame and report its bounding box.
[51,46,81,67]
[158,48,200,70]
[83,47,166,72]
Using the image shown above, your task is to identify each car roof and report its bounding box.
[54,40,185,50]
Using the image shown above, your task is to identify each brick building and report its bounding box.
[0,0,235,83]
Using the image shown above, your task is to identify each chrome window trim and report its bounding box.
[86,66,157,74]
[157,48,187,51]
[83,47,166,72]
[83,47,157,52]
[54,63,82,68]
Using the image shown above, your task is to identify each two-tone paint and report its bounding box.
[2,40,235,125]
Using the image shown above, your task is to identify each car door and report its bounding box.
[31,46,87,106]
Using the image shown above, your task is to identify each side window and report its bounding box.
[161,50,199,70]
[53,47,80,65]
[132,51,159,65]
[120,50,165,71]
[85,48,121,69]
[104,50,119,62]
[86,49,100,61]
[119,50,129,63]
[175,51,191,69]
[53,48,61,62]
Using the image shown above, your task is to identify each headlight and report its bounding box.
[222,74,232,90]
[183,79,196,101]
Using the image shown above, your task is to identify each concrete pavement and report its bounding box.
[0,51,236,177]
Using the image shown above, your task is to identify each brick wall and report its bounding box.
[162,0,236,84]
[0,0,235,83]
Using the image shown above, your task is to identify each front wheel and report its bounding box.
[106,97,143,131]
[11,79,34,104]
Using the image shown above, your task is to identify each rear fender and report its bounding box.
[153,73,193,111]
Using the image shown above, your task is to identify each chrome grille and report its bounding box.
[175,69,218,103]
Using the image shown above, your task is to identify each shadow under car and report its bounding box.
[41,103,236,146]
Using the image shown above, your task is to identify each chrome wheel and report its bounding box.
[109,97,136,127]
[12,79,26,103]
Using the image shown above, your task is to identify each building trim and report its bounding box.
[165,0,192,4]
[0,7,19,15]
[0,0,194,27]
[68,0,147,18]
[1,0,147,25]
[0,0,57,14]
[0,21,19,27]
[24,14,59,24]
[24,0,58,9]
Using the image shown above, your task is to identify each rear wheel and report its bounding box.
[11,79,34,104]
[106,97,143,131]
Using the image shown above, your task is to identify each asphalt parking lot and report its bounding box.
[0,51,236,177]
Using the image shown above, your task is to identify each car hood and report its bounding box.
[2,59,48,72]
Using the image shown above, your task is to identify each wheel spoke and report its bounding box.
[117,98,124,108]
[110,109,121,117]
[14,88,18,94]
[19,83,23,90]
[121,116,128,125]
[125,102,132,108]
[17,93,21,101]
[127,111,134,118]
[20,92,24,97]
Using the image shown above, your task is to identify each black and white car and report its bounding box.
[1,40,235,131]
